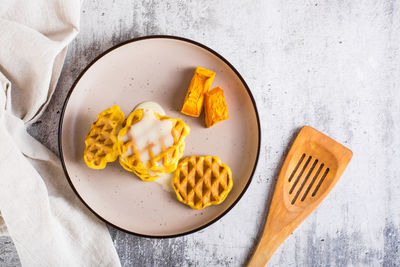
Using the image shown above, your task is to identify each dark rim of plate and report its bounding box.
[58,35,261,239]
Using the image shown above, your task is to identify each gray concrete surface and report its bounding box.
[2,0,400,266]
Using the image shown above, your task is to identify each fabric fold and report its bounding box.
[0,0,121,266]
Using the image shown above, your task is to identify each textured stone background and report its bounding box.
[1,0,400,266]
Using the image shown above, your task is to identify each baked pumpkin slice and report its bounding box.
[204,86,229,128]
[181,67,215,117]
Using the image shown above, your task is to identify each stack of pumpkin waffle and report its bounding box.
[117,109,190,181]
[83,105,233,210]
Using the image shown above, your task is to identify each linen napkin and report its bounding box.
[0,1,121,266]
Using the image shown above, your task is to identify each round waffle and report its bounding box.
[118,109,190,181]
[173,156,233,210]
[84,105,125,169]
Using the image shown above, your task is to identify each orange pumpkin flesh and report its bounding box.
[204,86,229,128]
[181,67,215,117]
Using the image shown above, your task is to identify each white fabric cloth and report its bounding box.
[0,1,121,266]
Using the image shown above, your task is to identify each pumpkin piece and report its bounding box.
[204,86,229,128]
[181,67,215,117]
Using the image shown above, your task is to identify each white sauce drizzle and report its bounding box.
[122,101,175,192]
[124,108,173,164]
[134,101,166,116]
[155,172,174,192]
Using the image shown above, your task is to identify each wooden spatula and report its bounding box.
[248,126,352,266]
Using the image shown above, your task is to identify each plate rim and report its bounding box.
[58,35,261,238]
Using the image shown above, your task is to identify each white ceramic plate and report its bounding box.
[59,36,260,237]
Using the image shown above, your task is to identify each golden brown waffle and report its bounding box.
[118,109,190,181]
[173,156,233,209]
[84,105,125,169]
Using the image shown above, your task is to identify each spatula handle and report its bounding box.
[247,229,282,267]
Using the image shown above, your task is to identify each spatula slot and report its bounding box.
[289,155,312,194]
[288,153,305,182]
[301,163,324,201]
[312,168,330,197]
[291,159,319,205]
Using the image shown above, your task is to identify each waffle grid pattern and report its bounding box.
[118,109,190,181]
[173,156,233,209]
[84,105,125,169]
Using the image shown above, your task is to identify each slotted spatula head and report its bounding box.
[248,126,352,266]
